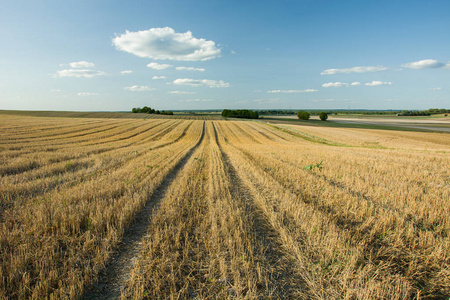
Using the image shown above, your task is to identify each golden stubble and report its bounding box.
[0,115,449,299]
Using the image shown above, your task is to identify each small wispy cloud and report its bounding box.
[70,61,95,68]
[365,81,392,86]
[147,62,172,70]
[322,82,348,88]
[267,89,318,93]
[402,59,448,69]
[152,76,166,80]
[56,69,106,78]
[322,81,390,87]
[56,61,106,78]
[121,70,133,74]
[321,65,388,75]
[176,66,205,72]
[124,85,155,91]
[173,78,230,88]
[429,87,443,91]
[169,91,195,94]
[77,92,99,96]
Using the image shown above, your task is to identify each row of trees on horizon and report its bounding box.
[131,106,174,115]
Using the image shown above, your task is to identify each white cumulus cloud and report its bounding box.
[350,82,361,86]
[173,78,230,88]
[113,27,221,61]
[56,69,106,78]
[70,61,95,68]
[322,82,348,88]
[402,59,447,69]
[267,89,318,93]
[176,66,205,72]
[121,70,133,74]
[124,85,155,91]
[321,65,388,75]
[365,81,392,86]
[147,62,172,70]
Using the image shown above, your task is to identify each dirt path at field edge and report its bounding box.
[82,122,205,300]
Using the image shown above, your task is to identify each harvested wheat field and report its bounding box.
[0,114,449,299]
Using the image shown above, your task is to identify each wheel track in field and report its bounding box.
[82,121,206,300]
[218,123,447,297]
[211,122,309,298]
[0,122,195,221]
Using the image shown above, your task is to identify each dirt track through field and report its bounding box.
[83,122,205,299]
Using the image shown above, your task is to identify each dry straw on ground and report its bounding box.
[0,113,449,299]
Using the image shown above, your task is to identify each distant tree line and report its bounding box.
[222,109,259,119]
[258,110,296,115]
[398,108,450,116]
[132,106,174,115]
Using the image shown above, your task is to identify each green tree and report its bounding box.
[319,112,328,121]
[297,111,310,120]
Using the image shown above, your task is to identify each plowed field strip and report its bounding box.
[83,122,206,299]
[212,122,308,298]
[216,121,449,298]
[214,121,331,298]
[239,145,449,239]
[0,121,195,211]
[0,122,205,299]
[0,120,186,177]
[0,122,129,144]
[0,119,168,148]
[0,119,107,138]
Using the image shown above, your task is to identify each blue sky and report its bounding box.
[0,0,449,111]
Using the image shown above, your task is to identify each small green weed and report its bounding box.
[303,161,323,171]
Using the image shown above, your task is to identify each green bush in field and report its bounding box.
[297,111,310,120]
[319,112,328,121]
